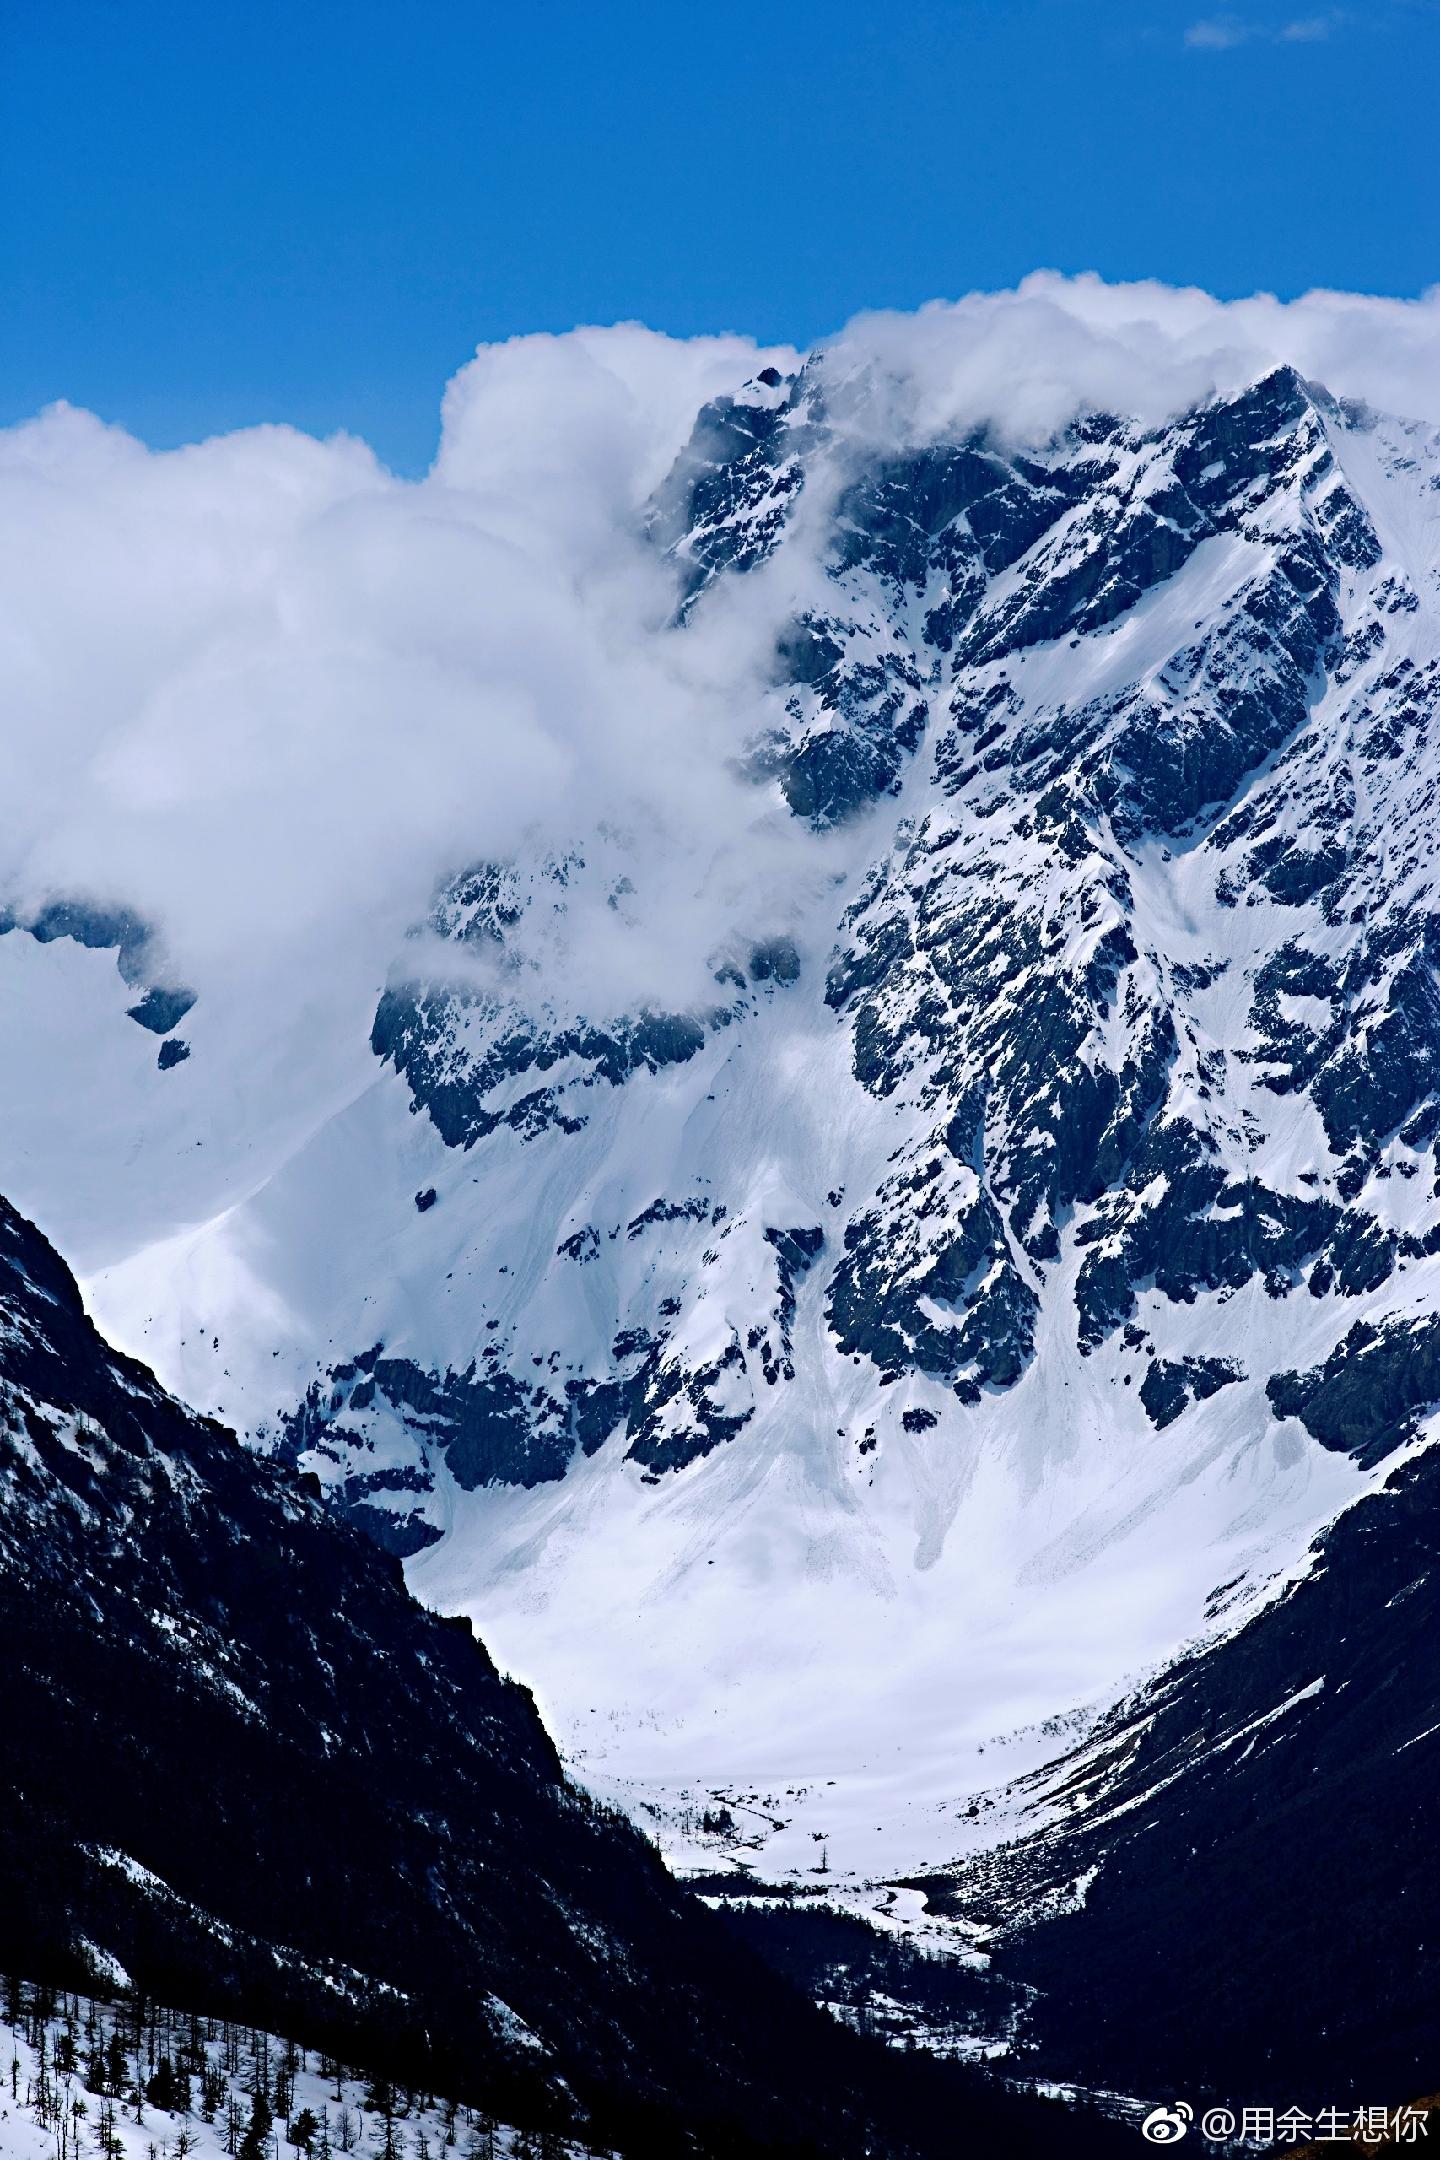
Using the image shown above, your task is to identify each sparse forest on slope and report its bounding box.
[0,1977,604,2160]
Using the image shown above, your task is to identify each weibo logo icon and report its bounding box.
[1141,2103,1194,2144]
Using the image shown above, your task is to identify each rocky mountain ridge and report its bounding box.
[249,364,1440,1515]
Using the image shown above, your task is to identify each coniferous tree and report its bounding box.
[146,2054,181,2111]
[33,2019,52,2119]
[372,2084,403,2160]
[239,2083,275,2160]
[362,2075,395,2119]
[225,2089,247,2155]
[104,2029,128,2096]
[95,2096,124,2158]
[464,2112,498,2160]
[289,2103,321,2153]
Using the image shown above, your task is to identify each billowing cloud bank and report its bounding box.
[825,273,1440,449]
[4,276,1440,1065]
[0,327,804,1018]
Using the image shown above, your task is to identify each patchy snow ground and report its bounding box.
[0,1982,611,2160]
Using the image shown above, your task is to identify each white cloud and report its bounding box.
[4,278,1440,1148]
[1185,8,1343,46]
[820,273,1440,453]
[1185,15,1253,45]
[0,328,809,1028]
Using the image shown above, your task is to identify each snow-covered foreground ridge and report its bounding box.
[6,278,1440,1869]
[0,1979,609,2160]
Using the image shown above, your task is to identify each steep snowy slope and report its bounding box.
[8,297,1440,1892]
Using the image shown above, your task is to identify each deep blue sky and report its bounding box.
[4,0,1436,473]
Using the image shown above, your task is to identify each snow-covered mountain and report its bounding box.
[6,287,1440,1898]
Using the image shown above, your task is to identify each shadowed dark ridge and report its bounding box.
[0,1195,1127,2160]
[924,1443,1440,2111]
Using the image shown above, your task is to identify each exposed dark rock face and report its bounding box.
[754,612,930,828]
[1268,1314,1440,1467]
[0,1193,1126,2160]
[125,984,197,1035]
[1138,1355,1242,1430]
[756,1225,825,1384]
[1,899,195,1039]
[367,858,789,1157]
[275,1346,586,1535]
[372,975,707,1152]
[828,1170,1037,1401]
[650,368,816,606]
